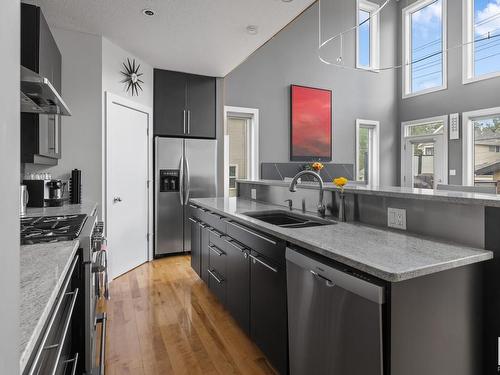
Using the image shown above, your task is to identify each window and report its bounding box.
[402,0,447,97]
[463,107,500,192]
[463,0,500,83]
[356,119,380,185]
[357,0,380,70]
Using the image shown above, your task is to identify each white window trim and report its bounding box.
[356,0,380,71]
[462,0,500,84]
[401,115,449,187]
[355,119,380,186]
[223,106,260,199]
[462,106,500,185]
[402,0,448,99]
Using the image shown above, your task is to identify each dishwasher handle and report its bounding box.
[286,247,385,304]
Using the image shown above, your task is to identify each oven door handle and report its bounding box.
[95,312,107,375]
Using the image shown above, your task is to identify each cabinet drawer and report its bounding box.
[226,221,285,265]
[209,230,227,277]
[208,268,226,306]
[200,210,227,233]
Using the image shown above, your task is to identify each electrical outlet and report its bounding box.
[388,208,407,230]
[251,188,257,200]
[450,169,456,176]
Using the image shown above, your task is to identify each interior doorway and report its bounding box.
[105,92,153,279]
[401,116,448,189]
[224,106,259,198]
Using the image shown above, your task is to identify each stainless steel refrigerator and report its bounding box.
[155,136,217,256]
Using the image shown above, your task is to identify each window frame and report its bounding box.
[402,0,448,98]
[356,0,381,71]
[355,119,380,186]
[462,106,500,185]
[462,0,500,84]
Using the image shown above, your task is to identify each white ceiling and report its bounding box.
[29,0,315,77]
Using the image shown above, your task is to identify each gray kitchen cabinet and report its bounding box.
[201,225,211,284]
[154,69,216,139]
[190,218,202,277]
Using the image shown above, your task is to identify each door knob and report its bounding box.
[113,197,122,203]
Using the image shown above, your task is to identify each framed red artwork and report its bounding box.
[290,84,332,161]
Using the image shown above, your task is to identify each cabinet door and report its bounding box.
[250,250,288,375]
[186,74,216,139]
[190,219,201,277]
[154,69,187,137]
[225,240,250,335]
[200,225,210,284]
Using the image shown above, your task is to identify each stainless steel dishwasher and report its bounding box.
[286,247,386,375]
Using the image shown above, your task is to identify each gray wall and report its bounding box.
[225,2,400,186]
[398,0,500,185]
[0,0,20,373]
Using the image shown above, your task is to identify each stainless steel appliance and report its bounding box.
[23,179,51,207]
[20,185,29,215]
[46,179,66,207]
[155,136,217,256]
[286,247,386,375]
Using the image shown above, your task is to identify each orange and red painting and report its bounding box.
[290,85,332,161]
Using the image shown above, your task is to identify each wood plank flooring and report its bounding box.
[99,255,277,375]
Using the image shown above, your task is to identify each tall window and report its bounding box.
[402,0,447,97]
[463,0,500,82]
[356,0,380,70]
[462,107,500,193]
[356,119,380,186]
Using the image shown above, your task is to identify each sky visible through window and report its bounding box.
[410,0,443,93]
[474,0,500,76]
[359,9,371,67]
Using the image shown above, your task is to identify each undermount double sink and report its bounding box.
[242,210,336,229]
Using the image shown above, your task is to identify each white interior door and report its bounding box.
[106,94,150,279]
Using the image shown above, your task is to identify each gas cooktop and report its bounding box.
[20,214,87,245]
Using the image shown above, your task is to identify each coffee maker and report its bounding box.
[46,180,66,207]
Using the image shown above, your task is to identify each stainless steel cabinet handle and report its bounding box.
[183,109,187,134]
[188,217,198,224]
[187,110,191,134]
[229,221,277,245]
[113,197,122,203]
[62,352,79,375]
[249,254,278,273]
[28,256,79,375]
[208,269,223,284]
[208,228,223,238]
[209,245,224,257]
[189,204,198,209]
[227,240,247,253]
[47,288,79,375]
[310,270,335,287]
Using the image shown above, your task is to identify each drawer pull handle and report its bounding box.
[189,204,198,209]
[188,217,198,224]
[310,270,335,287]
[28,256,79,375]
[208,269,223,284]
[62,352,79,375]
[249,254,278,273]
[228,240,247,252]
[208,228,223,238]
[229,222,277,245]
[209,245,224,257]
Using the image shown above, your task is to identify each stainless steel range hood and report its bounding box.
[20,66,71,116]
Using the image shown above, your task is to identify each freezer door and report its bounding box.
[155,137,184,256]
[183,139,217,252]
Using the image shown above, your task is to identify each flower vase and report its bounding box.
[338,191,346,222]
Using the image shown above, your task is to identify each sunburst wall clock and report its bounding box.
[120,58,144,96]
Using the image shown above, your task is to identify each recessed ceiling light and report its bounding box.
[246,25,258,35]
[142,9,155,16]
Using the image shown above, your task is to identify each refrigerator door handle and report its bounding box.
[184,155,191,205]
[179,154,184,205]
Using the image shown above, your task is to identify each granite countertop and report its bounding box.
[19,240,79,372]
[23,201,98,217]
[190,197,493,282]
[237,179,500,207]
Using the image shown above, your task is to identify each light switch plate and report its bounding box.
[450,113,460,140]
[450,169,456,176]
[251,188,257,200]
[388,207,407,230]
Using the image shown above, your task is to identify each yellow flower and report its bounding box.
[311,162,324,171]
[333,177,348,187]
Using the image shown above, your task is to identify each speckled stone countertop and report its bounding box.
[237,179,500,207]
[20,240,79,372]
[190,197,493,282]
[22,201,98,218]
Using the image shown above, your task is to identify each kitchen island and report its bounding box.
[189,196,492,375]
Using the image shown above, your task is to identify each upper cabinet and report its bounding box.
[21,3,63,164]
[154,69,216,139]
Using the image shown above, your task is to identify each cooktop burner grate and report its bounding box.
[20,214,87,245]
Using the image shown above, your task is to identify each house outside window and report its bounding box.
[402,0,447,97]
[356,0,380,70]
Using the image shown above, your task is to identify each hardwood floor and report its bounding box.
[100,255,278,375]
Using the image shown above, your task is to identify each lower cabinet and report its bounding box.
[250,250,288,375]
[190,218,202,277]
[200,225,210,284]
